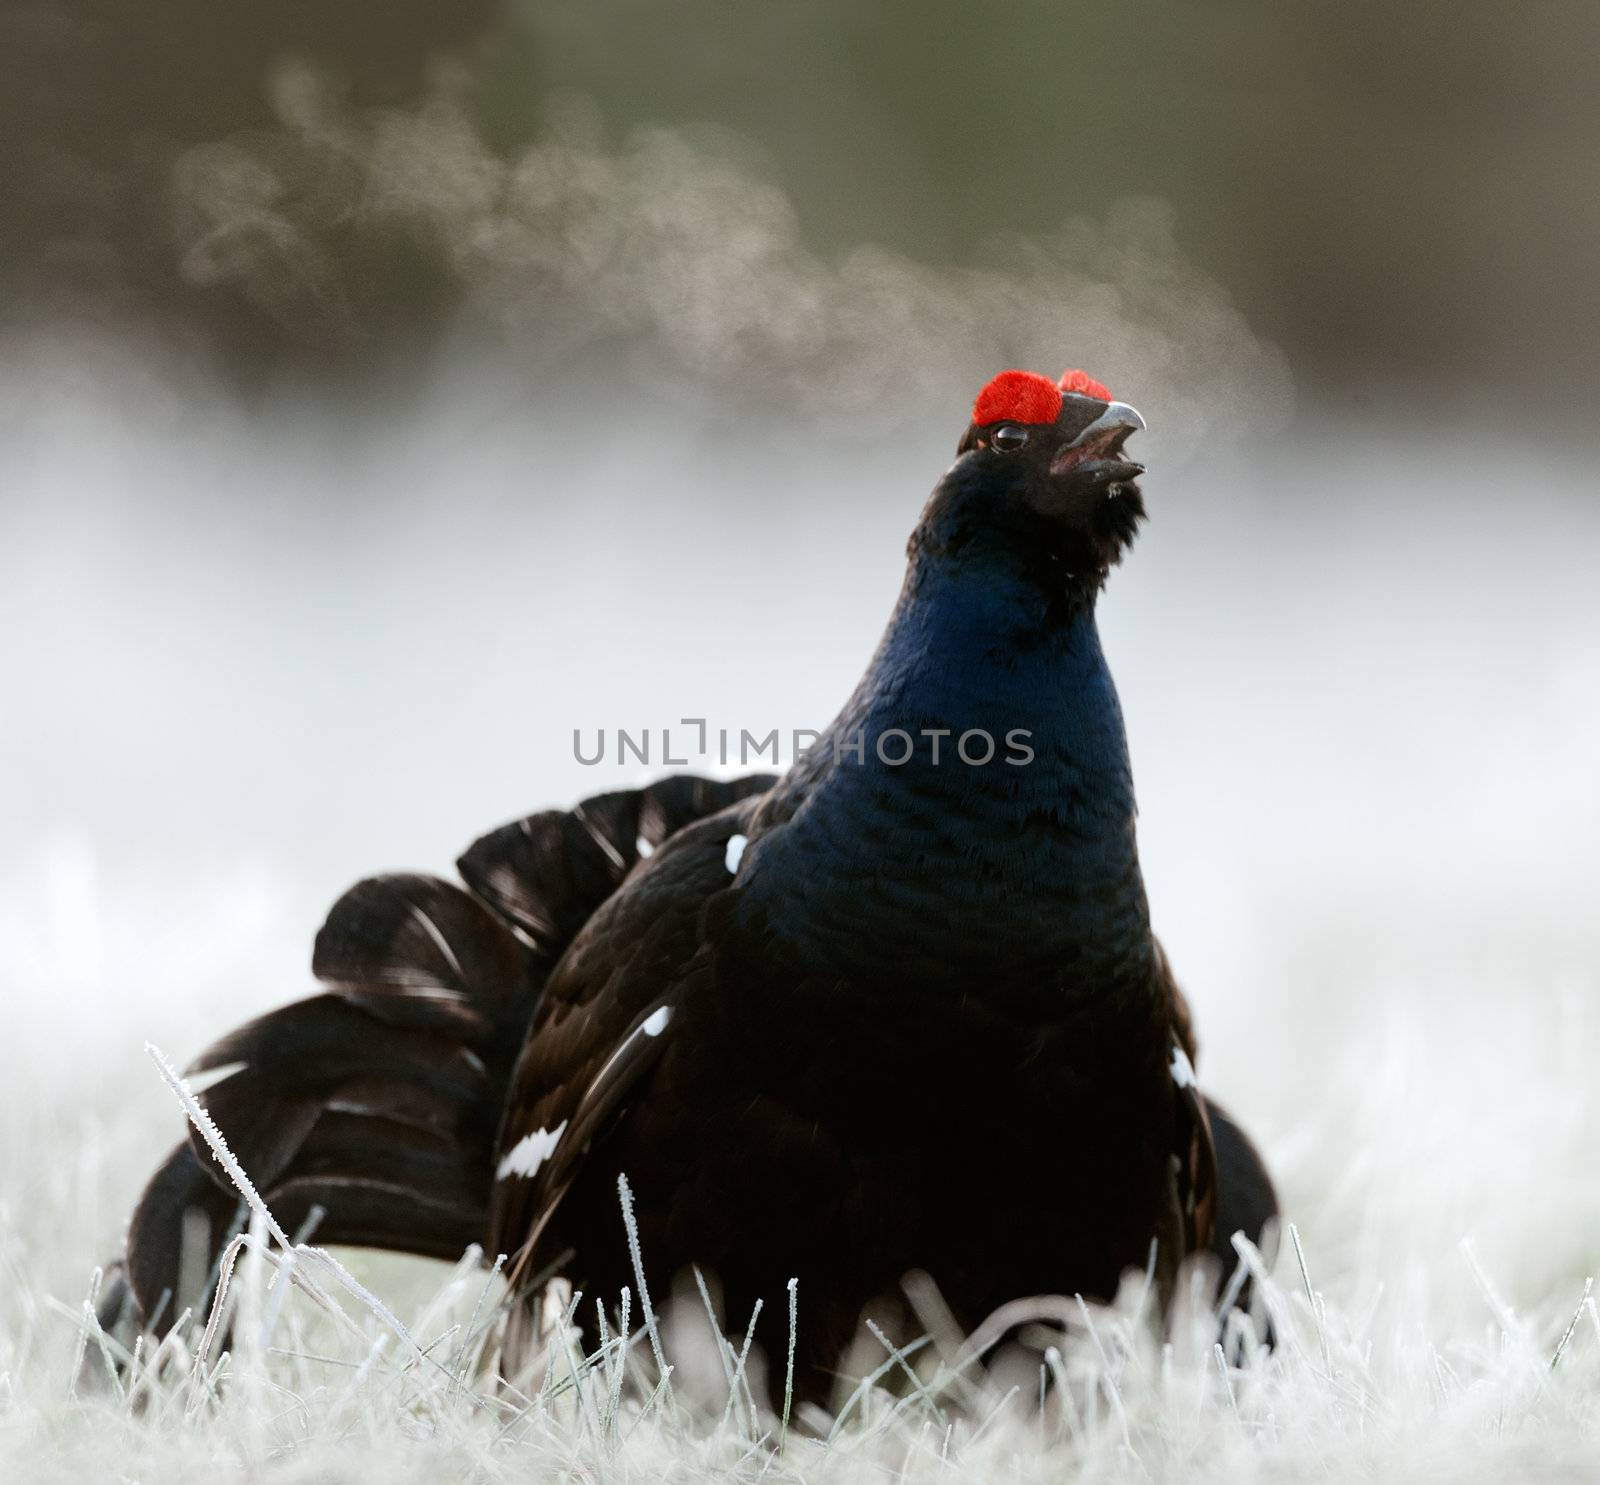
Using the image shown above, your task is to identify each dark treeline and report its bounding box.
[4,1,1595,423]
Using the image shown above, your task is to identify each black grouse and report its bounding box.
[99,367,1278,1405]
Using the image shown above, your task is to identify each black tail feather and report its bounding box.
[106,775,776,1346]
[114,874,537,1331]
[310,873,537,1036]
[456,774,776,951]
[188,999,497,1190]
[1207,1097,1279,1265]
[1206,1096,1280,1338]
[105,1141,246,1344]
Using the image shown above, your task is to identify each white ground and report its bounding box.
[3,369,1599,1480]
[5,960,1600,1484]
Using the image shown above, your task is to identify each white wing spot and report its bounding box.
[635,835,655,859]
[725,834,748,874]
[642,1005,671,1037]
[1170,1044,1197,1089]
[496,1120,568,1181]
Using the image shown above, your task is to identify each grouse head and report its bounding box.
[925,368,1147,589]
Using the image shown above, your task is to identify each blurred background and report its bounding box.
[2,1,1599,1340]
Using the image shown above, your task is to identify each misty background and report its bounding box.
[2,1,1599,1330]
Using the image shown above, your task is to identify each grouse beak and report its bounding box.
[1068,401,1145,450]
[1050,401,1147,482]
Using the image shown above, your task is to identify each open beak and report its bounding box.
[1067,400,1145,450]
[1050,401,1147,481]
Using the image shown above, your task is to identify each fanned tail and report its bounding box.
[97,774,775,1352]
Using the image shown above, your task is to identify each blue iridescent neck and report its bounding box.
[741,539,1152,988]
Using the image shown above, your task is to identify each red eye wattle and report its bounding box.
[972,370,1063,427]
[1059,368,1112,401]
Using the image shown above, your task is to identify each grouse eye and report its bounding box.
[989,423,1030,453]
